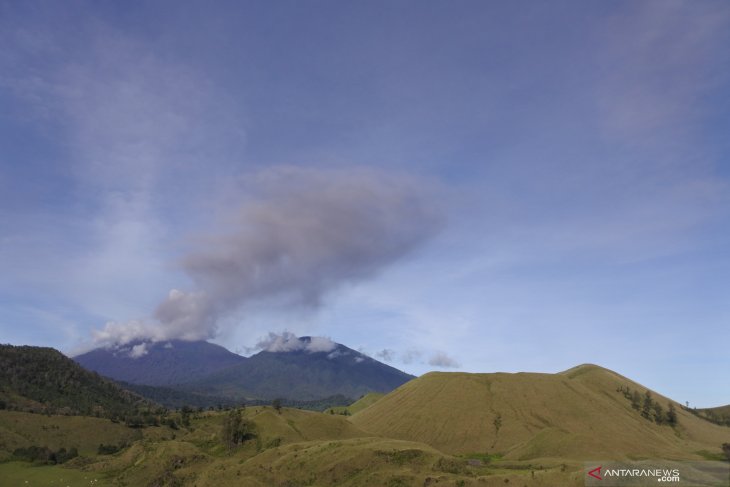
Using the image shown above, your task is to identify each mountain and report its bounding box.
[350,364,730,460]
[74,339,246,386]
[181,337,415,400]
[75,337,414,401]
[0,344,150,417]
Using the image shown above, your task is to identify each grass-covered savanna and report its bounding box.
[352,364,730,461]
[0,405,584,486]
[1,364,728,486]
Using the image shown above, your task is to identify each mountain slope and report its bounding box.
[696,404,730,426]
[74,340,246,386]
[0,344,150,417]
[183,338,415,400]
[350,364,730,460]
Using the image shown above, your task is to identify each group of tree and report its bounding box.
[0,344,151,419]
[98,443,125,455]
[116,381,240,409]
[220,407,255,451]
[13,445,78,465]
[107,404,199,430]
[617,386,677,426]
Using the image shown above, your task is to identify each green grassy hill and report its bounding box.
[350,364,730,461]
[64,406,571,487]
[0,410,146,461]
[0,344,152,418]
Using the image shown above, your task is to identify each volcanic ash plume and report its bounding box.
[94,166,443,347]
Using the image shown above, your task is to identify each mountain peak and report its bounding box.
[256,332,338,354]
[74,339,246,386]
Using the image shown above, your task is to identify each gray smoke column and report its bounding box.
[95,166,442,345]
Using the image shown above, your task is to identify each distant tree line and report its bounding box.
[617,386,678,426]
[247,395,353,412]
[118,380,355,412]
[98,442,128,455]
[13,445,78,465]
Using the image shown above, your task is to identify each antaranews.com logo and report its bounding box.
[584,461,729,486]
[587,465,680,483]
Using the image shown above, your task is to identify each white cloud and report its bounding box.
[128,342,148,359]
[255,332,337,354]
[401,349,423,365]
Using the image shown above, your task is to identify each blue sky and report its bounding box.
[1,1,729,407]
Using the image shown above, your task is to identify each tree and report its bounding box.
[642,391,653,419]
[631,390,641,410]
[493,413,502,434]
[722,443,730,462]
[221,408,254,451]
[180,405,192,428]
[652,402,665,424]
[272,398,282,414]
[667,403,678,426]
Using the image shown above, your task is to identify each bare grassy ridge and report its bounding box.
[351,364,730,460]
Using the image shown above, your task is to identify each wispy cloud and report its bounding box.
[428,352,460,369]
[376,349,396,362]
[255,332,337,354]
[1,18,244,337]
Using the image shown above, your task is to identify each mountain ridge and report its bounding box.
[74,336,415,402]
[74,339,246,386]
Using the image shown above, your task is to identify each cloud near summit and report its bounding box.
[255,332,337,353]
[93,166,443,346]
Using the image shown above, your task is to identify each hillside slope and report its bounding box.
[326,392,385,415]
[0,344,150,417]
[0,410,142,461]
[74,340,246,386]
[350,364,730,461]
